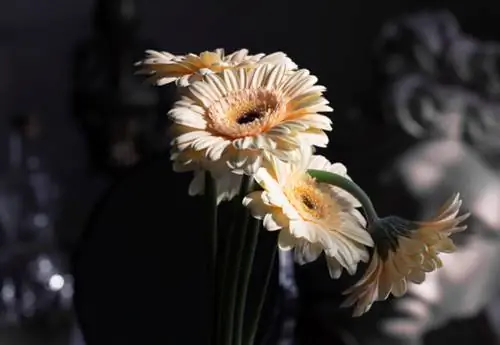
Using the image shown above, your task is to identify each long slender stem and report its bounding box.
[214,177,248,345]
[246,244,277,345]
[205,172,218,267]
[307,169,379,225]
[205,172,218,345]
[220,176,254,345]
[233,217,261,345]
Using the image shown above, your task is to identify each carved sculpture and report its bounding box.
[362,10,500,345]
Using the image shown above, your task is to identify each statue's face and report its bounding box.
[422,102,500,160]
[428,111,463,139]
[464,113,500,159]
[390,75,500,158]
[389,75,466,140]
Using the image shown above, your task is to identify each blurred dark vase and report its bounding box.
[72,0,171,177]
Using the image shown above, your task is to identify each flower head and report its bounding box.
[168,64,333,185]
[342,193,469,317]
[137,48,297,87]
[243,146,373,278]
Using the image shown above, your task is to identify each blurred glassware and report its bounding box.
[0,113,73,327]
[277,250,298,345]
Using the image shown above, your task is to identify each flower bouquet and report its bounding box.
[136,49,469,345]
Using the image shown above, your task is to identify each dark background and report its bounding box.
[2,0,500,174]
[1,0,499,188]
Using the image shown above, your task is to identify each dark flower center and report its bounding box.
[302,195,317,210]
[236,111,263,124]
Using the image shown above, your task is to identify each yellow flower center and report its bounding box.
[285,174,341,225]
[206,89,286,139]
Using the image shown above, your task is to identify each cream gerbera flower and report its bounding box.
[342,193,469,317]
[242,146,373,278]
[171,147,241,203]
[169,64,333,182]
[137,48,297,87]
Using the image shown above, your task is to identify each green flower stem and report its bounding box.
[307,169,379,225]
[246,242,277,345]
[233,217,261,345]
[220,176,255,345]
[204,173,218,345]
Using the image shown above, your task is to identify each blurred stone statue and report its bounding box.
[360,10,500,345]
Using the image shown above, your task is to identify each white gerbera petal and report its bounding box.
[188,171,205,197]
[308,156,362,208]
[243,191,270,219]
[325,256,344,279]
[294,240,323,264]
[170,148,241,204]
[137,48,298,87]
[279,230,298,251]
[257,52,298,70]
[263,213,282,231]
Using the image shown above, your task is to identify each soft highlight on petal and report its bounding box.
[168,63,333,182]
[342,193,469,317]
[243,147,372,278]
[136,48,297,87]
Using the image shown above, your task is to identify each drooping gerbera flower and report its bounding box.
[171,147,241,204]
[137,48,297,87]
[242,146,373,278]
[341,193,469,317]
[168,64,333,183]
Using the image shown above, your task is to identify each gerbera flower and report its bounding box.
[242,146,373,278]
[168,64,333,182]
[137,48,297,87]
[342,193,469,317]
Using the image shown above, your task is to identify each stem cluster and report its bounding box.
[208,175,276,345]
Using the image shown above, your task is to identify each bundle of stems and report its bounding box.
[207,174,277,345]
